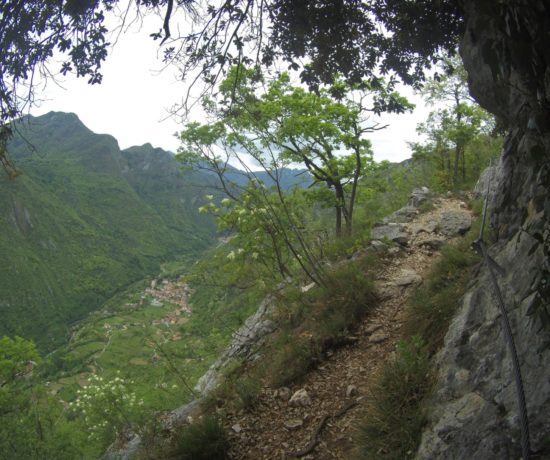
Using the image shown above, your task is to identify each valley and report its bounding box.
[0,112,217,350]
[47,271,209,413]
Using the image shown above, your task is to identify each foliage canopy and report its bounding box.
[0,0,463,124]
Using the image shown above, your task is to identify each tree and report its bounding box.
[180,121,329,286]
[180,67,411,237]
[0,336,90,458]
[410,56,498,190]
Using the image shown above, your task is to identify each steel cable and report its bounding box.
[472,164,531,459]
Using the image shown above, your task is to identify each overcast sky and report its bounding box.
[31,9,430,164]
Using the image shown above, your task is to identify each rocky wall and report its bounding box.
[417,1,550,458]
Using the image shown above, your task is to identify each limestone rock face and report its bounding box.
[417,1,550,458]
[416,229,550,459]
[195,295,277,394]
[473,164,501,202]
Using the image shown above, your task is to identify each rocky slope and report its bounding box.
[416,1,550,458]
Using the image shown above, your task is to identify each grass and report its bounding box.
[418,198,436,214]
[404,244,479,354]
[404,199,482,353]
[234,377,261,411]
[354,337,431,460]
[194,253,379,420]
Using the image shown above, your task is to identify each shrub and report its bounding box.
[69,373,148,446]
[268,335,317,387]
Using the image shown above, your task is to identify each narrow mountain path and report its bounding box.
[225,196,473,459]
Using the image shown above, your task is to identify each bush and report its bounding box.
[69,373,149,446]
[354,337,431,460]
[172,416,228,460]
[268,335,317,387]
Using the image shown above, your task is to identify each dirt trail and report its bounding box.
[224,196,472,460]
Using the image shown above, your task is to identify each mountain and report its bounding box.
[0,112,216,350]
[217,166,312,190]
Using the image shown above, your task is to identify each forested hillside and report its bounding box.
[0,112,216,349]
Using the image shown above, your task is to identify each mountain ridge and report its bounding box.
[1,111,216,350]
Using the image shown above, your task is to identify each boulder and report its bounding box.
[369,240,388,251]
[346,385,358,398]
[420,239,445,250]
[232,423,242,433]
[283,419,304,430]
[369,331,389,344]
[276,387,291,401]
[382,206,418,224]
[438,211,472,236]
[409,220,438,235]
[408,187,431,207]
[370,223,410,245]
[364,324,382,334]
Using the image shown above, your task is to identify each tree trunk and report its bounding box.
[347,141,362,237]
[461,149,466,182]
[453,87,463,189]
[453,146,460,188]
[334,183,348,237]
[335,205,342,237]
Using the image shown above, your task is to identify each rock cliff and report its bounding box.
[417,1,550,458]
